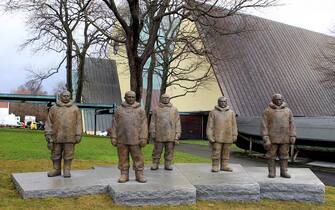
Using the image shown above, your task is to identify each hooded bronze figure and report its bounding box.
[261,94,296,178]
[149,94,181,170]
[45,90,83,178]
[111,91,148,183]
[207,97,237,172]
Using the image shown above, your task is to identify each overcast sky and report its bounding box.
[0,0,335,94]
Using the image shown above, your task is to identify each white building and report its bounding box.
[0,102,9,117]
[0,102,20,126]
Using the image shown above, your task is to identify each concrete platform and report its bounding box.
[93,166,196,206]
[11,169,109,199]
[245,167,325,203]
[12,166,196,206]
[175,163,260,201]
[11,164,325,204]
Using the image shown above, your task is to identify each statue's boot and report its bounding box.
[150,160,159,170]
[47,160,61,177]
[135,170,147,183]
[63,160,72,178]
[118,170,129,183]
[211,159,220,172]
[268,159,276,178]
[164,161,173,170]
[280,159,291,178]
[220,160,233,172]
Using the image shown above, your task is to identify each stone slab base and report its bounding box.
[12,166,196,206]
[11,169,109,199]
[93,166,196,206]
[245,167,325,203]
[11,164,325,204]
[175,163,260,201]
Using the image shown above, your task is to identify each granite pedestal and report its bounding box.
[176,163,260,201]
[93,166,196,206]
[245,167,325,203]
[12,164,325,204]
[12,166,196,206]
[11,169,109,199]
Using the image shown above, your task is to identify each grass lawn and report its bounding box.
[180,139,209,146]
[0,128,334,210]
[180,139,245,152]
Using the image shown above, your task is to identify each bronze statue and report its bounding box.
[261,94,296,178]
[206,97,237,172]
[45,90,83,178]
[149,94,181,170]
[111,91,148,183]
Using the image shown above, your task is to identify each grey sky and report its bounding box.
[0,11,65,94]
[0,0,334,94]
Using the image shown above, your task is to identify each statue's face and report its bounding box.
[161,96,170,104]
[218,97,227,108]
[60,92,71,103]
[125,93,136,105]
[272,95,283,106]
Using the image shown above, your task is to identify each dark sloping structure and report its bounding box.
[142,89,160,111]
[197,11,335,117]
[81,58,122,133]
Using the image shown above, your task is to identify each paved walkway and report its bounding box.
[175,143,335,186]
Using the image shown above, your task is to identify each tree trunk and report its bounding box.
[66,36,73,97]
[75,53,86,103]
[145,54,156,118]
[126,36,143,102]
[160,62,169,95]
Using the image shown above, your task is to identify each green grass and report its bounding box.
[0,128,334,209]
[180,139,209,146]
[180,139,244,152]
[0,128,209,163]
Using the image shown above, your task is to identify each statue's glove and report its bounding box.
[233,135,238,143]
[290,136,296,145]
[45,135,53,143]
[111,138,117,146]
[47,142,53,150]
[175,139,180,145]
[139,139,147,147]
[208,137,215,144]
[263,136,271,151]
[75,135,82,144]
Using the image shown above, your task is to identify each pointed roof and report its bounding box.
[81,57,122,132]
[197,11,335,116]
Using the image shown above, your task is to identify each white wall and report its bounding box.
[0,108,9,117]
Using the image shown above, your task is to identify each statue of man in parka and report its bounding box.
[45,90,83,178]
[111,91,148,183]
[261,94,296,178]
[206,97,238,172]
[149,93,181,170]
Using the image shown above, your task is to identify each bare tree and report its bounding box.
[13,80,47,96]
[5,0,109,102]
[94,0,276,102]
[9,81,48,122]
[52,81,68,95]
[156,17,214,97]
[142,2,269,114]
